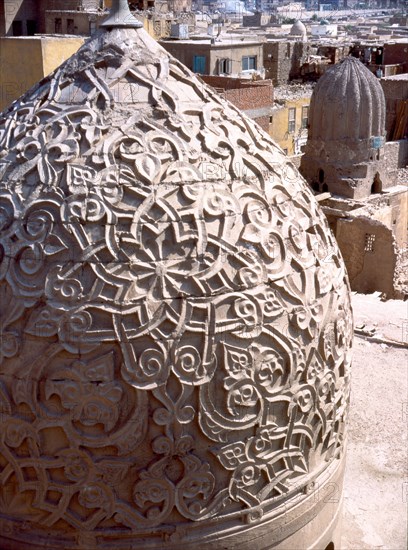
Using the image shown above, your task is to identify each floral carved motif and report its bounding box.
[0,27,352,547]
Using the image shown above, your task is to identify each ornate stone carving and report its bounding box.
[0,22,352,550]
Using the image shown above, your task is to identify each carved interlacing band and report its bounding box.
[0,28,352,543]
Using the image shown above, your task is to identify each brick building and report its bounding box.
[201,75,274,131]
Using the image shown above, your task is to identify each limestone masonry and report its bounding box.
[0,2,352,548]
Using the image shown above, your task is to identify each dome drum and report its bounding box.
[0,3,352,549]
[301,141,387,198]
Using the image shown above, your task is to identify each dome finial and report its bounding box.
[100,0,143,29]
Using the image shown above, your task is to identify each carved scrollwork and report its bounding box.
[0,25,352,545]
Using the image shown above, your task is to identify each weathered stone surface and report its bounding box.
[0,17,352,550]
[300,56,388,199]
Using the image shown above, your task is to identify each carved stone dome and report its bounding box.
[300,56,388,198]
[308,56,385,142]
[290,20,307,40]
[0,7,352,550]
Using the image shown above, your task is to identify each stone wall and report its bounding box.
[383,140,408,185]
[380,75,408,140]
[322,186,408,298]
[264,41,312,86]
[336,216,397,298]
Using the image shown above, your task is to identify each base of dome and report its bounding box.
[0,454,345,550]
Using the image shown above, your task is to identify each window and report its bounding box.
[301,106,309,129]
[371,173,382,194]
[67,18,74,34]
[55,18,62,33]
[318,169,325,184]
[12,20,23,36]
[364,234,375,253]
[27,20,37,35]
[218,58,231,75]
[288,108,296,133]
[193,55,206,74]
[242,56,257,71]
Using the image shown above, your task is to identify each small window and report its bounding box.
[269,115,273,123]
[12,20,23,36]
[219,58,231,75]
[242,56,257,71]
[301,106,309,129]
[288,108,296,133]
[193,55,206,74]
[364,234,375,253]
[319,169,325,184]
[27,20,37,35]
[55,18,62,33]
[67,18,74,34]
[371,172,382,194]
[283,148,288,155]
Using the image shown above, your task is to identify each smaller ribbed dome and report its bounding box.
[308,56,385,141]
[290,20,307,39]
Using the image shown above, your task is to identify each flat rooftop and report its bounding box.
[381,73,408,80]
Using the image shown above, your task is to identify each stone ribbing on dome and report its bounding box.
[0,14,352,550]
[308,56,386,142]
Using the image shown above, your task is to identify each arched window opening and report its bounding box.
[318,169,325,184]
[371,173,382,194]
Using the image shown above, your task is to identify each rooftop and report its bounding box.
[381,72,408,80]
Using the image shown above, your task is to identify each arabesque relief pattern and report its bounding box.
[0,29,352,546]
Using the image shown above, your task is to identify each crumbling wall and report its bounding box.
[383,140,408,185]
[264,42,310,86]
[336,217,397,298]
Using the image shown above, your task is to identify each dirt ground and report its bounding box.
[341,292,408,550]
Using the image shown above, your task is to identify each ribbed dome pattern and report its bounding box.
[308,56,385,141]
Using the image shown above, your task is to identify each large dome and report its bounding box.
[308,56,385,142]
[0,6,352,549]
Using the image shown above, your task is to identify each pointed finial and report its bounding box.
[101,0,143,29]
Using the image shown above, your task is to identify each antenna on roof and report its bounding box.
[100,0,143,29]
